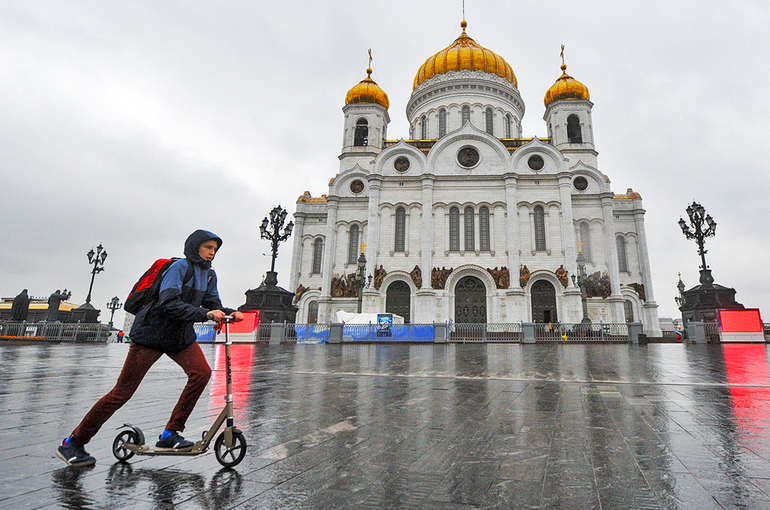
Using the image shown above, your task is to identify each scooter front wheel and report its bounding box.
[112,430,139,462]
[214,430,247,467]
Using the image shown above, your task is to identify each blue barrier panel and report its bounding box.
[293,325,329,344]
[341,324,434,342]
[195,324,217,343]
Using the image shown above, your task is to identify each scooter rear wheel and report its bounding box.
[112,430,139,461]
[214,430,247,467]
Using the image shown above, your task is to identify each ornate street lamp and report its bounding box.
[106,296,122,329]
[259,205,294,286]
[679,201,717,286]
[571,241,591,324]
[85,244,108,305]
[355,243,368,313]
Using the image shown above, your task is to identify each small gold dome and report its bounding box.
[345,68,389,109]
[413,21,517,90]
[544,64,590,106]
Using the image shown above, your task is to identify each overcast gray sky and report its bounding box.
[2,1,769,328]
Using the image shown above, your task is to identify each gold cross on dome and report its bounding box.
[576,239,583,253]
[368,49,372,69]
[360,241,367,254]
[561,44,565,66]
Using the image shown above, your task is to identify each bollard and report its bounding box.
[329,323,343,344]
[638,333,648,345]
[433,323,447,343]
[522,323,536,343]
[269,323,283,344]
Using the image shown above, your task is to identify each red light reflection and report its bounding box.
[723,344,770,435]
[208,341,253,421]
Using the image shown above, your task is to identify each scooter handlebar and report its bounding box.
[221,315,236,324]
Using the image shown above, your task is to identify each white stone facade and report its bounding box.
[289,37,660,334]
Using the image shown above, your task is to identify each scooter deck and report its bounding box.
[124,443,208,456]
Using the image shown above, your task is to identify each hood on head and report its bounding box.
[184,229,223,268]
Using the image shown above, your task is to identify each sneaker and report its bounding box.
[56,442,96,467]
[155,431,194,451]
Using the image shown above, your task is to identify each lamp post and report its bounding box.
[85,244,108,305]
[571,241,591,324]
[259,205,294,286]
[356,243,368,313]
[106,296,122,329]
[678,202,717,287]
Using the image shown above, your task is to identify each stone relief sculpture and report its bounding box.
[555,265,569,288]
[627,282,646,302]
[486,267,510,289]
[585,272,612,299]
[519,265,531,288]
[294,284,309,303]
[373,265,386,290]
[331,273,359,298]
[431,267,453,289]
[409,265,422,289]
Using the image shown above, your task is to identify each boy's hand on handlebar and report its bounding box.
[231,311,244,322]
[207,310,227,322]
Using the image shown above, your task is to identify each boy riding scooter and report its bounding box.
[56,229,243,467]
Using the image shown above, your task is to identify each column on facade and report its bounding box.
[366,177,382,272]
[633,207,660,333]
[288,212,306,292]
[319,197,339,323]
[504,175,520,272]
[557,175,583,322]
[416,175,435,323]
[601,194,625,322]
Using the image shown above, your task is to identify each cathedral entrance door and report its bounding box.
[454,276,487,323]
[386,280,411,323]
[531,280,557,323]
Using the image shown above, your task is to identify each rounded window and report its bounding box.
[457,146,480,168]
[394,156,410,172]
[573,176,589,191]
[350,179,364,194]
[527,155,545,171]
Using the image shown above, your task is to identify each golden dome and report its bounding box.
[544,64,590,106]
[413,21,517,90]
[345,68,389,109]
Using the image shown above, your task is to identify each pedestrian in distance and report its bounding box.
[117,330,124,343]
[56,229,244,467]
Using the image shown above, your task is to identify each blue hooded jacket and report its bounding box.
[130,230,235,353]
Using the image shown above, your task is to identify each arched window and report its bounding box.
[312,238,323,274]
[617,235,629,273]
[394,207,406,252]
[479,206,490,251]
[534,206,546,251]
[307,301,318,324]
[461,106,470,125]
[354,118,368,146]
[439,109,447,137]
[348,224,360,264]
[579,223,592,262]
[449,207,460,252]
[421,115,428,139]
[505,114,511,138]
[567,115,582,143]
[485,108,494,135]
[624,300,634,323]
[464,206,475,251]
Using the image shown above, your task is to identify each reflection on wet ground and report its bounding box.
[2,343,770,509]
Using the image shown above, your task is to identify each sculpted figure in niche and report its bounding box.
[373,265,386,290]
[519,265,531,288]
[294,284,309,304]
[555,265,569,288]
[627,282,646,302]
[486,267,510,289]
[585,272,612,299]
[431,267,453,290]
[409,265,422,289]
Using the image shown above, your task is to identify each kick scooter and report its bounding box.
[111,316,247,467]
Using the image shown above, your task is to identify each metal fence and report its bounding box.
[0,321,111,342]
[449,323,522,343]
[766,323,770,342]
[534,322,629,342]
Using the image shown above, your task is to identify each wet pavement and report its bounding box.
[2,342,770,509]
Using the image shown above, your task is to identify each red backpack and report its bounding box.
[124,258,194,315]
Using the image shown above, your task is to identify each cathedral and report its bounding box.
[288,21,660,334]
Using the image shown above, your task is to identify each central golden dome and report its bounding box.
[413,21,517,90]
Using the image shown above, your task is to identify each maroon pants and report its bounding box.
[71,342,211,445]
